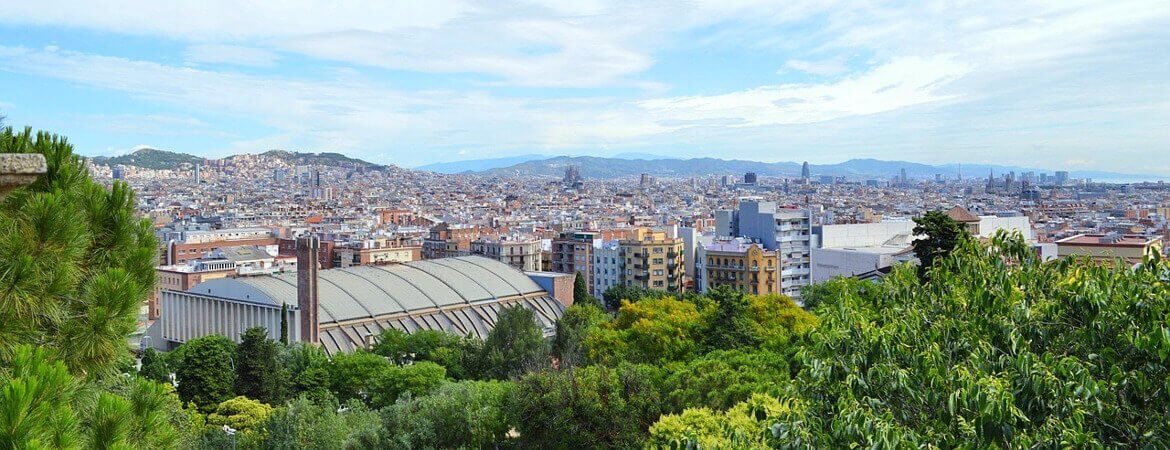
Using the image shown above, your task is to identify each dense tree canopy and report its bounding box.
[657,233,1170,447]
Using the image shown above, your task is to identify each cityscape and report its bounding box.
[3,1,1170,448]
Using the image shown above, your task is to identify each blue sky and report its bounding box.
[1,1,1168,174]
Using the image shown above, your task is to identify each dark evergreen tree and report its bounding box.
[279,303,289,345]
[174,334,237,411]
[138,348,170,384]
[235,327,286,405]
[481,306,549,380]
[702,286,761,351]
[572,271,597,307]
[911,210,967,279]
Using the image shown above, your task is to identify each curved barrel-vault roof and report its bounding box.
[186,256,561,354]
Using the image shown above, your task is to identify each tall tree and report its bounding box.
[551,303,607,368]
[572,271,596,307]
[702,286,761,351]
[235,327,286,405]
[174,334,237,411]
[481,306,549,380]
[0,127,158,376]
[138,348,170,384]
[279,303,289,345]
[911,210,967,279]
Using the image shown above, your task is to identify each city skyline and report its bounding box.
[1,1,1169,175]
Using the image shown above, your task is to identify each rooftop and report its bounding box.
[1055,233,1161,247]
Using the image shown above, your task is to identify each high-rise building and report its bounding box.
[1055,171,1070,186]
[715,201,812,300]
[743,172,758,185]
[900,168,908,187]
[551,230,600,289]
[801,161,810,180]
[592,240,622,299]
[194,164,201,183]
[640,173,653,188]
[619,228,684,292]
[112,166,123,180]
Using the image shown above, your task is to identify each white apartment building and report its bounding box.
[592,240,622,299]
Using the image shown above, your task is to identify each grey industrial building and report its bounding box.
[155,236,569,355]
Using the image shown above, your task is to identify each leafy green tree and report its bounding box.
[382,380,515,449]
[648,394,805,449]
[481,306,549,380]
[662,349,791,412]
[327,350,388,403]
[235,326,287,405]
[586,297,705,364]
[205,396,273,432]
[281,342,333,402]
[601,284,658,311]
[174,334,237,411]
[372,328,482,380]
[745,293,818,350]
[261,397,382,450]
[722,233,1170,447]
[702,286,761,351]
[573,271,597,307]
[551,302,608,368]
[369,361,447,408]
[509,363,664,448]
[911,210,968,279]
[1,127,158,376]
[138,347,170,384]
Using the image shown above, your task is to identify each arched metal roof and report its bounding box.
[189,255,547,324]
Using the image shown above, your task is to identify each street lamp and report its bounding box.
[222,425,237,450]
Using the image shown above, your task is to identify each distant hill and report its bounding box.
[473,155,1161,181]
[91,148,203,170]
[92,148,389,171]
[417,154,548,174]
[244,150,387,170]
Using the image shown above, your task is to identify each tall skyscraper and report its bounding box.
[801,161,810,180]
[194,165,201,183]
[743,172,758,185]
[1055,171,1069,186]
[900,168,908,187]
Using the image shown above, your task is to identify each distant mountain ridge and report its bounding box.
[416,154,549,173]
[91,148,389,170]
[91,148,203,170]
[472,155,1161,182]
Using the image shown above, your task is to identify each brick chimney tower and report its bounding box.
[296,235,320,344]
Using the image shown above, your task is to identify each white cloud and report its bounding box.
[642,55,972,127]
[185,44,279,67]
[782,58,849,76]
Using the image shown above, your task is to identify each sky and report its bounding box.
[0,1,1168,174]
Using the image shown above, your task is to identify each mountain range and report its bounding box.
[91,148,388,171]
[90,148,1162,182]
[469,155,1161,182]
